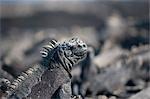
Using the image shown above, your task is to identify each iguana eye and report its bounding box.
[77,45,82,48]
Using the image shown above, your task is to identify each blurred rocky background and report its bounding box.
[0,0,149,99]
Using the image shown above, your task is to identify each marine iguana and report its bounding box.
[0,37,87,99]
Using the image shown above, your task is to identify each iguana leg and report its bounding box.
[0,78,11,92]
[58,80,82,99]
[58,80,72,99]
[0,78,11,98]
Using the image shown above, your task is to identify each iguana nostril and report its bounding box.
[83,44,86,47]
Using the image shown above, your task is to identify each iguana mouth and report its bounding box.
[74,49,87,56]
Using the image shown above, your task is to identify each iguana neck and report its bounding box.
[40,50,72,78]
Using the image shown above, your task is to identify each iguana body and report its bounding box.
[1,38,87,99]
[7,64,47,98]
[27,64,71,99]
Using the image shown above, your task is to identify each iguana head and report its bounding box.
[40,37,87,74]
[59,37,87,65]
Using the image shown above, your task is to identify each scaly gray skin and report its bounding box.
[27,38,87,99]
[2,37,87,99]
